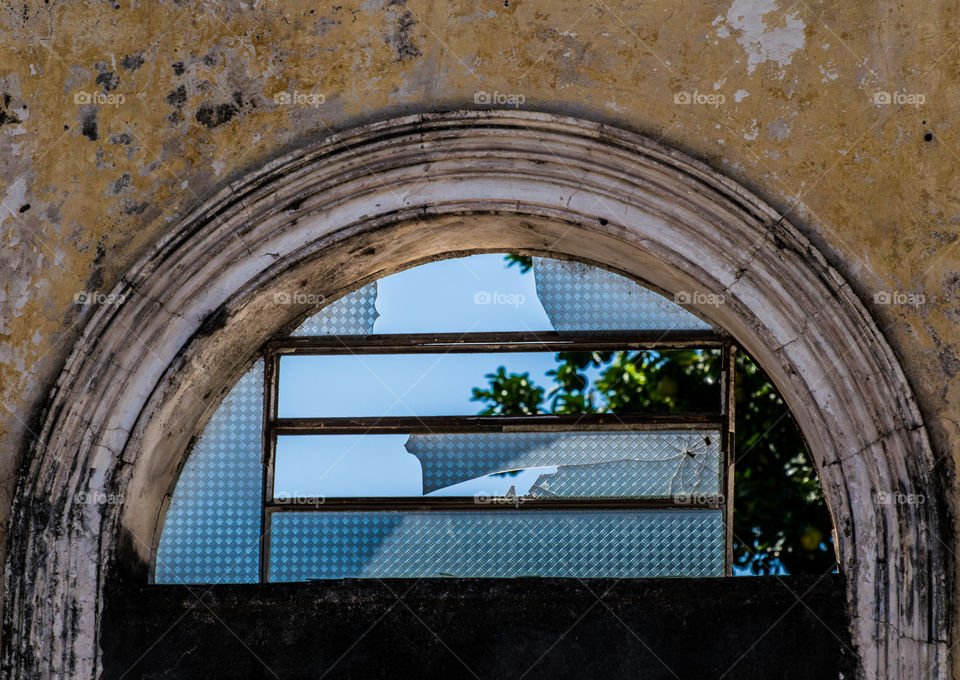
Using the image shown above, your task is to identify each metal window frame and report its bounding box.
[258,332,736,583]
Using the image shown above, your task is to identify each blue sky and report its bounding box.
[275,254,564,499]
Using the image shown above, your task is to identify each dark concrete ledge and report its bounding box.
[101,574,854,679]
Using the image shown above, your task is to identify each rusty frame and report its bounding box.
[257,332,736,582]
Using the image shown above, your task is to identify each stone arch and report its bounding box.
[3,110,947,678]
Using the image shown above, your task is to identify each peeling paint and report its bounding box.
[767,118,791,141]
[0,2,958,675]
[721,0,806,75]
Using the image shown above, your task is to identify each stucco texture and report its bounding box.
[0,0,958,666]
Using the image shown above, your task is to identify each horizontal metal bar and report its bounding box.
[270,413,725,435]
[264,497,723,511]
[263,331,730,355]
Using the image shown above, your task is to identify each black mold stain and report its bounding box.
[109,173,132,195]
[195,306,229,338]
[120,53,145,71]
[94,62,120,91]
[0,93,21,126]
[171,61,185,76]
[165,85,187,107]
[80,108,99,141]
[388,10,421,61]
[166,85,188,125]
[939,348,958,378]
[196,102,237,128]
[112,530,150,583]
[122,200,150,215]
[195,91,246,129]
[18,204,30,213]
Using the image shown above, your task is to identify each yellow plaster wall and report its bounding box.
[1,0,958,662]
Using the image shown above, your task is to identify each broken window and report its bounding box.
[155,254,736,583]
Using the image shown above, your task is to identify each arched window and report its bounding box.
[155,253,829,583]
[9,113,942,679]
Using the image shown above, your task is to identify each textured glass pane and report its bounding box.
[406,431,720,496]
[154,361,264,584]
[533,257,712,331]
[278,352,562,418]
[290,283,378,336]
[527,458,716,499]
[269,510,723,580]
[275,434,560,498]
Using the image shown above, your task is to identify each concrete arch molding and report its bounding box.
[3,110,948,678]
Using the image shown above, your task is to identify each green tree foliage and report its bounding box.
[471,368,544,416]
[476,256,836,574]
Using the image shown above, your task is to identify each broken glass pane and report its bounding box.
[372,254,552,333]
[406,431,720,496]
[533,257,712,331]
[274,434,422,498]
[269,509,724,580]
[290,283,378,336]
[154,361,264,584]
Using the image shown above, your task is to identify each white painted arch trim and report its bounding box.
[3,110,948,679]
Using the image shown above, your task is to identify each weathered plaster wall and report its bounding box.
[0,0,958,668]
